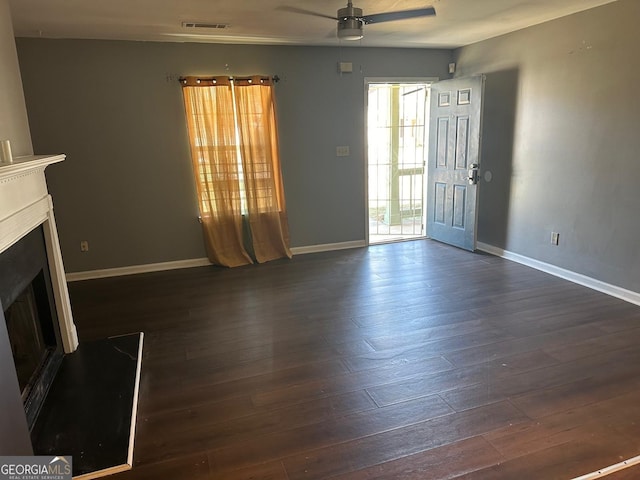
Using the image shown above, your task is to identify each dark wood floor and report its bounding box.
[68,240,640,480]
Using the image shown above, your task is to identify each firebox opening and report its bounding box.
[4,271,59,401]
[0,227,64,432]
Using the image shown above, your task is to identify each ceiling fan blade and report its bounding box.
[277,6,337,21]
[362,7,436,24]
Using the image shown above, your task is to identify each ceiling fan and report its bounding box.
[281,1,436,41]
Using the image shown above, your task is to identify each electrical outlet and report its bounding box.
[551,232,559,246]
[80,240,89,252]
[336,146,350,157]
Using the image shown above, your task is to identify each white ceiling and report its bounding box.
[9,0,618,49]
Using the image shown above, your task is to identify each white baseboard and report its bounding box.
[290,240,366,255]
[66,258,211,282]
[477,242,640,307]
[66,240,367,282]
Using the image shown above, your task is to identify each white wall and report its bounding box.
[0,0,32,156]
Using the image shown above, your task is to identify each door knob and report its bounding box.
[468,163,479,185]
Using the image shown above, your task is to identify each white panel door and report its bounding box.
[427,76,484,251]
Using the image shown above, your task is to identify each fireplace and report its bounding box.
[0,154,78,439]
[0,154,77,352]
[1,156,142,477]
[1,227,64,430]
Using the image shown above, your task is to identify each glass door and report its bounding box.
[367,82,430,244]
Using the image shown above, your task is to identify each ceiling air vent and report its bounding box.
[182,22,231,29]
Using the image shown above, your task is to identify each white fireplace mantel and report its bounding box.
[0,154,79,353]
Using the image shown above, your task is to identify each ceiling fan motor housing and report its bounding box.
[338,3,362,21]
[337,3,364,39]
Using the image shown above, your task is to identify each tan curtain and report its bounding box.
[234,77,292,263]
[181,75,292,267]
[182,77,253,267]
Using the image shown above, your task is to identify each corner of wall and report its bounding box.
[0,0,34,156]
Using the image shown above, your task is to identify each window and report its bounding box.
[181,75,291,267]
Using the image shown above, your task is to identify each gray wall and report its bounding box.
[0,0,35,454]
[455,0,640,293]
[16,39,452,273]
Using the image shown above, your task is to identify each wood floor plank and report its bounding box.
[326,313,484,350]
[369,349,559,408]
[251,355,457,409]
[136,390,378,464]
[107,453,212,480]
[592,312,640,333]
[452,428,638,480]
[442,323,606,368]
[484,390,640,460]
[363,320,511,353]
[140,356,351,415]
[280,401,527,479]
[441,345,640,413]
[366,364,487,407]
[343,347,454,375]
[327,436,504,480]
[208,394,454,475]
[209,460,289,480]
[510,368,640,420]
[348,310,483,336]
[542,327,640,363]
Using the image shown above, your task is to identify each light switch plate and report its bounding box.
[336,146,350,157]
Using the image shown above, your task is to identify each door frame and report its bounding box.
[364,77,439,246]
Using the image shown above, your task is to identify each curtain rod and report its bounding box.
[179,75,280,84]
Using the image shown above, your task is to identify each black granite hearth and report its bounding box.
[31,332,143,479]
